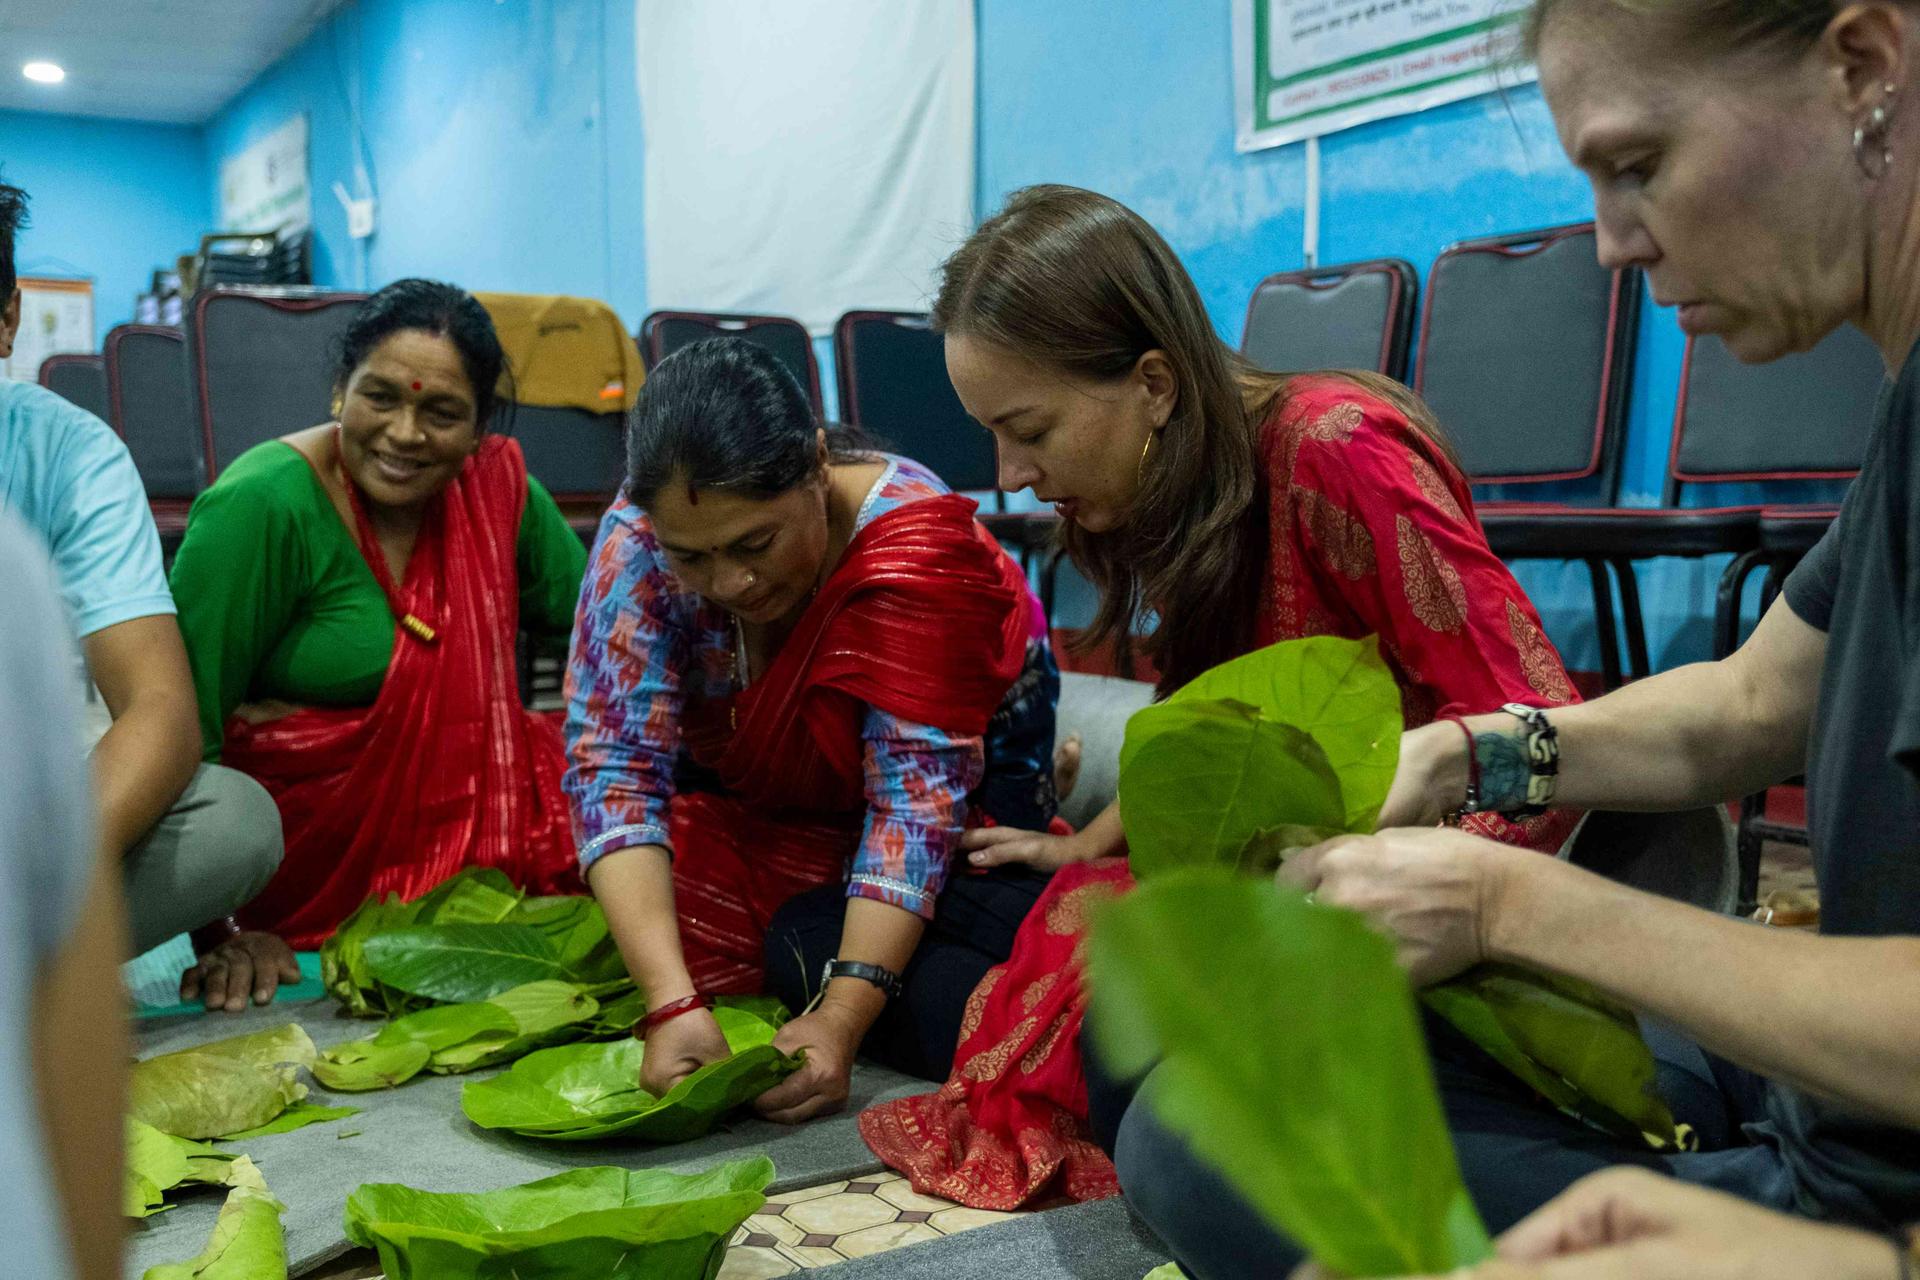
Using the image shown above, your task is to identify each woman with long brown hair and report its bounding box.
[859,184,1583,1208]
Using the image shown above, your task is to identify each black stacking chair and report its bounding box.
[639,311,823,415]
[39,353,109,420]
[1413,223,1646,689]
[509,403,627,539]
[188,287,368,482]
[831,309,1058,578]
[1619,328,1879,908]
[105,324,202,550]
[1241,258,1418,380]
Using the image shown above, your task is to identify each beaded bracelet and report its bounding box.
[1439,713,1481,813]
[1499,702,1560,819]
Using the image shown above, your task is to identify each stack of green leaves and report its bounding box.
[343,1156,775,1280]
[461,1003,801,1142]
[130,1025,352,1142]
[125,1119,248,1219]
[1089,870,1493,1276]
[314,979,607,1091]
[321,869,628,1018]
[139,1156,287,1280]
[1115,636,1681,1147]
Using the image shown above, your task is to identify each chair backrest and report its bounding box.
[104,325,202,500]
[1414,224,1640,501]
[189,287,368,482]
[1241,258,1417,380]
[1665,327,1885,504]
[638,310,823,414]
[509,403,627,506]
[38,354,109,421]
[833,310,996,495]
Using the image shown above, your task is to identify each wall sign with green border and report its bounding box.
[1232,0,1535,152]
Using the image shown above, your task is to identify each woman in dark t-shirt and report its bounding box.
[1109,1,1920,1277]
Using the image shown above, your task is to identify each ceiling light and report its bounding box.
[22,62,65,85]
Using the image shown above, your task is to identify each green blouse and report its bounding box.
[170,442,587,761]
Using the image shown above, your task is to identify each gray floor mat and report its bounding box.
[801,1196,1174,1279]
[126,998,924,1277]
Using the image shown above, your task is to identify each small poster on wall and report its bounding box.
[1233,0,1535,152]
[220,113,313,233]
[4,278,93,382]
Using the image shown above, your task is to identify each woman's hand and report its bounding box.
[1291,1167,1902,1279]
[638,1007,733,1097]
[753,1004,861,1125]
[179,931,302,1012]
[1376,720,1470,830]
[1280,827,1530,987]
[960,825,1095,873]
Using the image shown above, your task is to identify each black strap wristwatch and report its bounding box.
[821,959,903,1000]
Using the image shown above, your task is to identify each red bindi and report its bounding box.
[686,484,700,506]
[411,380,423,391]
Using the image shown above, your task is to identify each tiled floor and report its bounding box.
[716,1171,1021,1277]
[302,1171,1018,1279]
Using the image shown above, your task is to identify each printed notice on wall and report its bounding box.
[4,279,93,383]
[219,114,313,234]
[1232,0,1534,151]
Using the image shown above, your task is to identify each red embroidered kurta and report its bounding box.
[859,376,1584,1209]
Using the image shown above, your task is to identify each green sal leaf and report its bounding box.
[486,980,601,1039]
[1119,700,1348,880]
[364,924,569,1004]
[410,867,525,925]
[218,1104,360,1140]
[313,1038,433,1093]
[321,869,526,1017]
[460,1012,801,1143]
[1169,635,1403,833]
[141,1160,286,1280]
[321,896,419,1018]
[130,1027,316,1140]
[344,1158,774,1280]
[1088,870,1492,1276]
[1423,965,1680,1147]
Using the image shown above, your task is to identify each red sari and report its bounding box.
[860,377,1585,1209]
[667,494,1033,994]
[222,437,578,948]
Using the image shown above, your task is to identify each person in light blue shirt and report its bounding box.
[0,175,284,1003]
[0,507,129,1280]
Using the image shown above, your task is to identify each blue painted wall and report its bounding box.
[0,109,210,344]
[199,0,1761,670]
[204,0,644,322]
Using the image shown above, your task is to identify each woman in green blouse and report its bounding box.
[168,279,588,1011]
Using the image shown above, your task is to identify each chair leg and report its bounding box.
[1608,558,1651,681]
[1582,558,1623,691]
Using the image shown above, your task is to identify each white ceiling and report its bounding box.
[0,0,347,126]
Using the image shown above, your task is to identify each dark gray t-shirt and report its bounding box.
[1774,340,1920,1223]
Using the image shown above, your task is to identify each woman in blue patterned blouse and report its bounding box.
[564,338,1060,1123]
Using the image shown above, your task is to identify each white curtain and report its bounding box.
[635,0,976,335]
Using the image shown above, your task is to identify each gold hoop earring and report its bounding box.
[1137,430,1161,485]
[1855,83,1898,180]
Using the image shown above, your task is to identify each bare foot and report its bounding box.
[1053,732,1083,802]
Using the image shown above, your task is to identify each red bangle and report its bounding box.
[634,993,711,1039]
[1439,713,1480,812]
